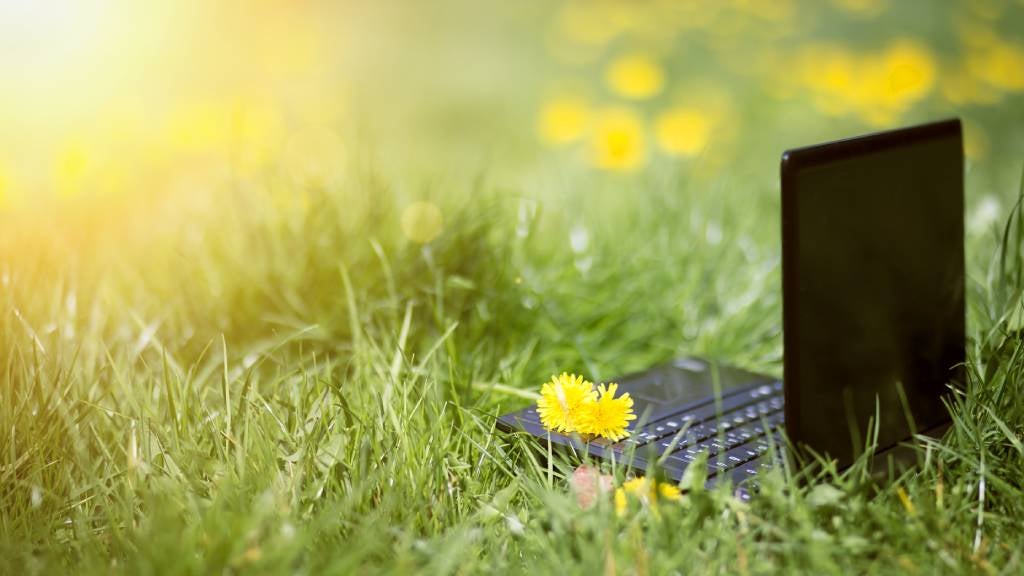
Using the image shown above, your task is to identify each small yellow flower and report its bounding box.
[537,373,596,433]
[658,482,682,501]
[537,97,590,145]
[614,486,628,516]
[589,107,646,172]
[615,477,682,516]
[623,477,650,497]
[578,383,636,441]
[797,39,936,125]
[878,40,936,106]
[605,54,664,100]
[655,107,713,157]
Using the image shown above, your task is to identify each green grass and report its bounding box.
[2,160,1023,575]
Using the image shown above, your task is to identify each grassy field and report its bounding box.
[2,1,1024,574]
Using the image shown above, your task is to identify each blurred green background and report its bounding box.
[4,0,1022,378]
[2,0,1022,214]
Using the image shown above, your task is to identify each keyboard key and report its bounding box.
[616,383,783,450]
[665,411,783,458]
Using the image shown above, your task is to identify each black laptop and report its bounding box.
[497,119,965,498]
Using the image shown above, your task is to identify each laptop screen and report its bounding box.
[781,120,965,466]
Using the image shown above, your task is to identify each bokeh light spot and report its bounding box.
[0,165,9,209]
[53,142,89,199]
[589,107,645,171]
[284,126,345,188]
[655,107,712,157]
[972,41,1024,91]
[797,40,936,125]
[401,202,444,244]
[605,54,664,100]
[538,97,590,145]
[879,40,936,105]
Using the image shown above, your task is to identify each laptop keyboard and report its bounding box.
[512,379,785,497]
[619,381,785,487]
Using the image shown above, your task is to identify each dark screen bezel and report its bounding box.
[779,118,963,457]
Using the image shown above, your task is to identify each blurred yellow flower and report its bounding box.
[614,484,628,514]
[970,41,1024,92]
[557,1,621,47]
[167,98,286,174]
[799,44,857,115]
[401,202,444,244]
[589,107,646,172]
[615,477,683,516]
[606,54,664,100]
[623,477,648,496]
[578,383,636,441]
[655,107,713,157]
[659,482,683,501]
[538,97,590,145]
[878,40,936,106]
[169,102,231,153]
[537,373,596,434]
[798,40,936,126]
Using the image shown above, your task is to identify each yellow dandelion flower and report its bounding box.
[589,107,646,172]
[616,477,682,516]
[799,44,858,115]
[537,97,590,145]
[578,383,636,441]
[799,40,936,124]
[878,40,936,106]
[605,54,664,100]
[537,373,596,433]
[614,486,628,516]
[658,482,682,501]
[623,477,650,497]
[655,107,713,157]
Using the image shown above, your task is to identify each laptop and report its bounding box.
[497,119,965,498]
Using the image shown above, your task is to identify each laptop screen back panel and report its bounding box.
[781,120,965,467]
